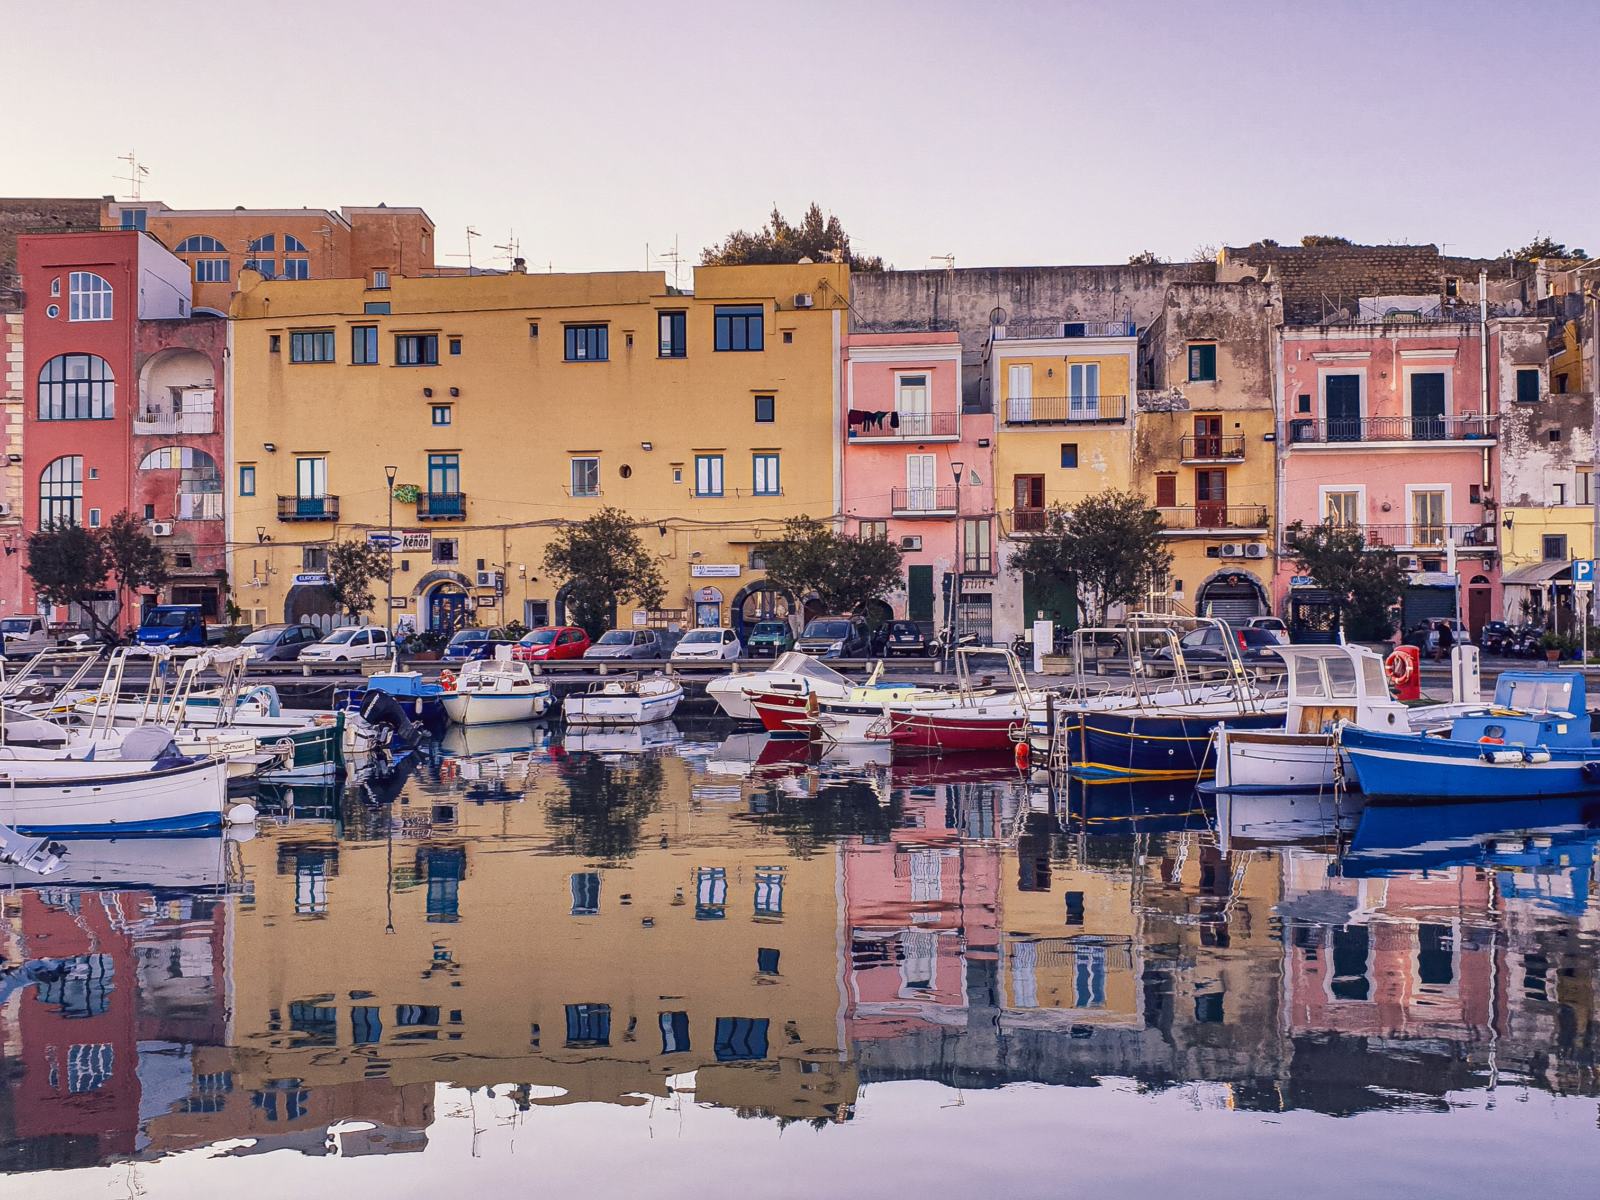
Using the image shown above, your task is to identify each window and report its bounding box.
[1411,489,1446,545]
[428,453,460,495]
[1580,470,1593,506]
[659,1012,691,1054]
[239,465,256,496]
[1015,474,1045,509]
[396,334,438,365]
[242,257,275,278]
[757,947,781,975]
[571,457,600,498]
[859,519,888,541]
[1060,442,1078,468]
[1516,367,1541,404]
[38,354,114,419]
[1324,490,1361,528]
[565,1004,611,1046]
[352,326,379,364]
[120,208,147,230]
[754,394,775,422]
[50,277,60,296]
[371,269,390,289]
[193,258,230,283]
[68,271,113,321]
[295,456,327,498]
[433,538,459,565]
[896,373,929,434]
[175,235,226,254]
[962,518,992,573]
[87,507,101,528]
[446,336,461,357]
[1188,343,1217,382]
[714,1016,769,1061]
[695,454,724,497]
[303,546,328,571]
[659,311,686,358]
[569,872,600,916]
[248,234,276,253]
[754,868,785,917]
[431,405,452,426]
[1155,472,1177,507]
[1554,482,1566,505]
[1068,361,1101,418]
[269,334,281,354]
[695,867,727,919]
[290,330,335,363]
[714,305,763,352]
[280,258,309,280]
[564,324,608,362]
[753,453,780,495]
[40,456,83,527]
[1543,534,1568,561]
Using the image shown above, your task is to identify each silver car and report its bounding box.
[241,622,324,661]
[584,628,672,660]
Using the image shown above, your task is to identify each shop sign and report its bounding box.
[691,564,741,578]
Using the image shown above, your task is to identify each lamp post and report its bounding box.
[384,465,398,649]
[949,459,964,667]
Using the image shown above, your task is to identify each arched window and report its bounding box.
[40,456,83,527]
[174,235,227,254]
[248,234,276,252]
[38,354,114,420]
[284,235,307,252]
[139,446,222,519]
[68,271,112,321]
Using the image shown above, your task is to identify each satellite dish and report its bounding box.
[1505,299,1525,316]
[989,306,1008,326]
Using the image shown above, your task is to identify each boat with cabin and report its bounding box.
[440,657,554,726]
[706,652,858,722]
[563,674,683,726]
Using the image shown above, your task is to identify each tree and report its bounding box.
[1190,243,1220,263]
[25,523,117,640]
[326,538,391,620]
[757,516,903,618]
[542,507,666,638]
[1127,249,1166,266]
[701,203,885,271]
[101,511,169,625]
[1300,234,1352,247]
[1506,234,1588,262]
[1007,489,1172,627]
[1287,519,1406,641]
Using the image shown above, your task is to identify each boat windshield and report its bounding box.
[1362,655,1390,698]
[1502,677,1574,714]
[1324,655,1358,699]
[772,652,848,686]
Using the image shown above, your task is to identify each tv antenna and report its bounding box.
[650,236,686,290]
[116,151,149,201]
[932,253,956,272]
[446,226,482,273]
[493,230,521,265]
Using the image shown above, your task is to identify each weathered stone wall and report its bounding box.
[1499,317,1593,506]
[0,197,104,304]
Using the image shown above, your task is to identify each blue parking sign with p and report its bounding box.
[1574,559,1595,584]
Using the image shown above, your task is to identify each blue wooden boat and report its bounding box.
[1340,671,1600,801]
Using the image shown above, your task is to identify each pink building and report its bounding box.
[1277,316,1503,637]
[841,331,995,635]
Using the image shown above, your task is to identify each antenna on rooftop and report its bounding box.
[445,226,482,273]
[932,254,955,273]
[652,236,685,290]
[493,230,521,266]
[116,151,149,201]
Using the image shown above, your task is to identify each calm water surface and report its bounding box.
[4,721,1598,1198]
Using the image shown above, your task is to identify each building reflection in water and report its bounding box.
[3,733,1599,1174]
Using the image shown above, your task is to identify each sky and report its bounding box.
[5,0,1597,275]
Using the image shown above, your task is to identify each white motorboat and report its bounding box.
[705,652,857,722]
[564,674,683,726]
[440,657,554,726]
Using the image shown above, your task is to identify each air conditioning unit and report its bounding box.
[1399,555,1421,571]
[1243,543,1268,559]
[1218,543,1244,558]
[899,535,923,551]
[0,501,11,518]
[792,292,814,309]
[475,570,502,589]
[148,522,174,537]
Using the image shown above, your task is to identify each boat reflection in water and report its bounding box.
[5,729,1600,1192]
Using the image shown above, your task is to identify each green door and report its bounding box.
[908,565,934,623]
[1022,571,1077,632]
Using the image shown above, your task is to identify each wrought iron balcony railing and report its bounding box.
[1179,434,1246,461]
[891,486,958,514]
[416,492,467,521]
[277,494,339,522]
[1005,394,1127,425]
[1286,413,1498,445]
[1286,522,1496,550]
[1157,504,1270,530]
[848,410,959,440]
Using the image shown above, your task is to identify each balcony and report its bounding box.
[1157,504,1269,533]
[1010,508,1049,535]
[134,405,215,436]
[278,495,340,522]
[1180,434,1246,464]
[1287,522,1496,552]
[417,491,466,521]
[891,486,957,516]
[848,410,959,441]
[1005,395,1127,426]
[1286,413,1498,447]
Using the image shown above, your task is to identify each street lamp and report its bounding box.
[384,465,398,651]
[949,460,964,667]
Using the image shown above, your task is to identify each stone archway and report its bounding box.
[1194,569,1269,622]
[413,569,472,634]
[730,580,796,641]
[284,583,339,634]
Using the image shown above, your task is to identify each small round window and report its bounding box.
[45,304,59,318]
[619,464,633,479]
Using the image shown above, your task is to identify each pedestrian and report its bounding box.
[1435,620,1454,661]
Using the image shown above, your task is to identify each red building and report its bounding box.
[17,231,227,628]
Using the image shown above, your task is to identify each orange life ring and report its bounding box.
[1384,650,1413,686]
[1479,736,1504,745]
[439,668,457,692]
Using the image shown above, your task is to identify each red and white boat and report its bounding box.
[705,652,855,723]
[885,646,1040,754]
[750,672,936,738]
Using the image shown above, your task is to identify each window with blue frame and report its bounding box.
[752,454,780,496]
[565,324,609,362]
[714,305,763,351]
[428,453,460,496]
[420,846,465,922]
[565,1003,611,1046]
[570,872,600,915]
[659,1011,691,1054]
[756,947,780,975]
[658,311,686,358]
[239,465,256,496]
[695,867,727,919]
[695,455,724,497]
[351,1006,383,1045]
[396,333,438,365]
[714,1016,769,1061]
[289,1001,338,1045]
[352,326,379,364]
[194,258,230,283]
[754,868,785,917]
[754,394,775,422]
[431,405,452,426]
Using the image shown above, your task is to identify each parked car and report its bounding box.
[796,615,870,658]
[1149,626,1285,673]
[241,622,324,662]
[442,627,516,662]
[301,624,393,663]
[585,629,672,660]
[1403,617,1472,655]
[744,621,795,658]
[671,627,741,661]
[884,620,931,657]
[513,626,591,662]
[1245,616,1289,643]
[0,615,65,658]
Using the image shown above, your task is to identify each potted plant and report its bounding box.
[1540,631,1570,663]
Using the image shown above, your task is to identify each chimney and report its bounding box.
[511,257,527,274]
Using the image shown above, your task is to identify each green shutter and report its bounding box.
[1517,369,1541,404]
[908,565,934,622]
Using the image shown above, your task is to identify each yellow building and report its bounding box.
[1135,282,1281,620]
[989,321,1139,634]
[227,263,848,634]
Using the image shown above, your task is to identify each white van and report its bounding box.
[0,616,61,658]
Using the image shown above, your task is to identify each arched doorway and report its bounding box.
[1467,573,1492,642]
[285,583,339,634]
[731,581,796,642]
[1195,570,1268,623]
[413,569,472,634]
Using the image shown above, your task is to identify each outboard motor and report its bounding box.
[356,688,421,752]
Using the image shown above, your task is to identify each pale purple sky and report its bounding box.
[9,0,1597,273]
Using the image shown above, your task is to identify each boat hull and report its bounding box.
[888,705,1030,754]
[1067,709,1283,780]
[0,757,229,835]
[1212,728,1338,793]
[441,691,551,726]
[564,688,683,726]
[1341,724,1600,801]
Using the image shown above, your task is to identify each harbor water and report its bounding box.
[3,721,1598,1197]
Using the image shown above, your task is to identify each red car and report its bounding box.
[512,626,591,662]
